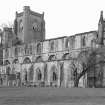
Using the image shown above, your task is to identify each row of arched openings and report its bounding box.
[23,64,59,82]
[3,53,72,65]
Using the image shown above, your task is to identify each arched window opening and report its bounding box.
[38,72,42,80]
[70,36,75,49]
[51,65,58,82]
[19,19,23,32]
[12,59,19,64]
[15,47,18,56]
[53,72,57,81]
[62,53,70,60]
[37,43,41,54]
[50,40,54,52]
[44,64,47,81]
[48,55,56,61]
[29,65,34,81]
[5,48,9,58]
[29,45,33,54]
[4,60,10,65]
[65,38,69,48]
[36,68,42,81]
[23,57,31,64]
[25,71,27,82]
[25,44,28,55]
[82,36,86,47]
[6,67,11,75]
[35,56,43,62]
[60,63,64,84]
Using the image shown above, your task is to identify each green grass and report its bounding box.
[0,87,105,105]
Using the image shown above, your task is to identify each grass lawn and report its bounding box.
[0,87,105,105]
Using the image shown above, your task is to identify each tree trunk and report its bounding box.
[74,78,79,87]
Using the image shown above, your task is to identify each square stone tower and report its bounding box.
[14,6,45,43]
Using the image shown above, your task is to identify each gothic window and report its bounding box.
[5,48,9,58]
[82,36,86,47]
[12,59,19,64]
[37,43,41,54]
[60,63,64,84]
[19,19,23,32]
[36,68,42,81]
[53,72,57,81]
[35,56,43,62]
[6,66,11,75]
[70,61,77,81]
[29,45,33,54]
[25,44,28,55]
[29,65,34,81]
[50,41,54,52]
[44,64,47,81]
[38,72,42,80]
[51,66,58,81]
[62,53,70,60]
[65,38,69,48]
[25,71,27,82]
[4,60,10,65]
[14,47,18,56]
[33,22,38,32]
[70,36,75,49]
[48,55,56,61]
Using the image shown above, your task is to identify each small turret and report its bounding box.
[14,11,18,36]
[98,11,104,46]
[99,11,103,24]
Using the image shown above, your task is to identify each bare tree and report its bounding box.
[73,47,105,87]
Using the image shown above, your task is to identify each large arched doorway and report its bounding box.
[22,57,31,85]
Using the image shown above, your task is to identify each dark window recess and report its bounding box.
[65,38,69,48]
[15,47,18,56]
[53,72,57,81]
[50,41,54,51]
[37,43,41,54]
[82,36,86,47]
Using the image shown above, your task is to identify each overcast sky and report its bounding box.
[0,0,105,39]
